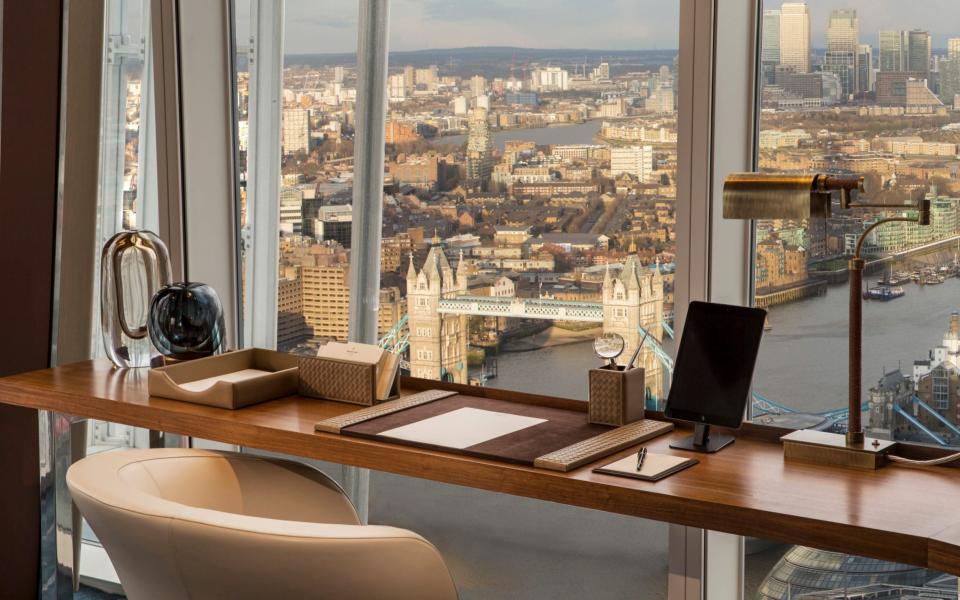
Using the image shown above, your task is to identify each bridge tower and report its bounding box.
[406,247,469,383]
[602,256,665,400]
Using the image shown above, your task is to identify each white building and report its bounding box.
[279,187,304,234]
[453,96,468,115]
[387,74,405,102]
[610,145,654,182]
[281,108,310,155]
[531,67,570,92]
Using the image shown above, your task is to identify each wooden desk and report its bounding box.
[3,359,960,576]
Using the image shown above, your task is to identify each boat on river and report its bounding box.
[863,286,905,300]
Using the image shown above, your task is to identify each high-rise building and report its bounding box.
[941,58,960,105]
[823,9,858,99]
[593,62,610,81]
[879,31,907,72]
[465,108,493,183]
[403,64,415,94]
[880,29,930,80]
[950,38,960,60]
[387,73,405,102]
[907,29,931,78]
[301,265,351,341]
[469,75,487,98]
[414,66,438,91]
[779,3,810,74]
[761,9,781,83]
[277,275,310,349]
[279,187,304,235]
[281,108,310,155]
[610,145,654,183]
[857,44,874,94]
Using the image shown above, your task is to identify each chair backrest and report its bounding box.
[68,449,458,600]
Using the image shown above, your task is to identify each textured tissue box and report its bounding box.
[588,365,646,426]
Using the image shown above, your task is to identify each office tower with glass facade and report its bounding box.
[940,57,960,105]
[950,38,960,60]
[823,9,858,99]
[879,30,907,72]
[907,29,931,79]
[857,44,873,94]
[779,3,811,73]
[761,9,781,83]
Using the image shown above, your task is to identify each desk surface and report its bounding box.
[3,359,960,574]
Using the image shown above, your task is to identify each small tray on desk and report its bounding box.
[148,348,299,409]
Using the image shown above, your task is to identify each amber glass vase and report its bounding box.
[100,230,173,368]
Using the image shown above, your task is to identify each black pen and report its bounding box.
[636,447,647,471]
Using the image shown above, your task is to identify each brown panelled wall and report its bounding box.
[0,0,64,596]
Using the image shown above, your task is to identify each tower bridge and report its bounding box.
[402,246,667,399]
[437,296,604,322]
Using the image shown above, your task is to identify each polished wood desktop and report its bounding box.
[3,359,960,575]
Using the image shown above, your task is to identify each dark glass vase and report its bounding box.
[148,282,226,360]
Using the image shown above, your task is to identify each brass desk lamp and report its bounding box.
[723,173,930,467]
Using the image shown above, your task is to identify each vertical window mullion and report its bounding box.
[347,0,390,345]
[243,0,284,349]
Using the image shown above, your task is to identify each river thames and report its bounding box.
[456,121,960,413]
[480,276,960,414]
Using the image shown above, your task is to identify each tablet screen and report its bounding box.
[664,301,766,428]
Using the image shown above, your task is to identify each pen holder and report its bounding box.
[588,364,646,426]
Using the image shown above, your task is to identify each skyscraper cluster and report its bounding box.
[761,2,953,107]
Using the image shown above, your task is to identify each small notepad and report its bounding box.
[594,452,698,482]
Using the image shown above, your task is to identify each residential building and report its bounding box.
[281,108,310,155]
[465,108,493,182]
[610,145,654,182]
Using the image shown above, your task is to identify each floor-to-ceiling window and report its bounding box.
[233,2,681,598]
[238,0,682,408]
[746,1,960,596]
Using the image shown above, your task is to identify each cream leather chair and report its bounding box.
[67,448,458,600]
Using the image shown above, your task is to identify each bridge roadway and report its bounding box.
[437,295,604,322]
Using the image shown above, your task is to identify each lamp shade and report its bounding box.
[722,173,828,220]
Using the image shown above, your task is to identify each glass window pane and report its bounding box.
[237,0,359,354]
[383,1,680,407]
[235,2,680,598]
[89,0,156,455]
[746,539,954,598]
[751,1,960,452]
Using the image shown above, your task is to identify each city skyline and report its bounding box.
[276,0,958,55]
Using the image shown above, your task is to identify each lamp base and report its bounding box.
[782,430,895,470]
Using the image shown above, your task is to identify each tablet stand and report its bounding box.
[669,423,735,453]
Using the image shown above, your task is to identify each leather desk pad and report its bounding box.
[342,394,611,466]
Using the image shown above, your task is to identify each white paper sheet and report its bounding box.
[378,407,546,449]
[178,369,272,392]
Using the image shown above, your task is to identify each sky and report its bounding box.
[273,0,958,55]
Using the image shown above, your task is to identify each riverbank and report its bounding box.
[500,325,601,353]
